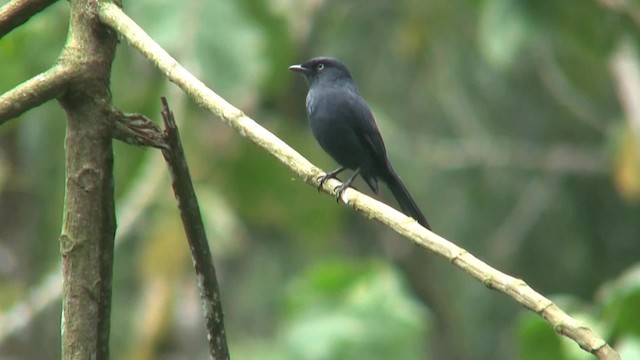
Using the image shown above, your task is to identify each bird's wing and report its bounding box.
[344,92,388,162]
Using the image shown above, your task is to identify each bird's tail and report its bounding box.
[383,165,431,230]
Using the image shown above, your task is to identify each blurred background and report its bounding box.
[2,0,640,359]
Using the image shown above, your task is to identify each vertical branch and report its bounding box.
[60,107,116,359]
[57,0,118,359]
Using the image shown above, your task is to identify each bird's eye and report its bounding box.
[316,63,324,71]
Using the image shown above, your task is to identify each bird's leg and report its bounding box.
[334,168,360,203]
[317,166,347,191]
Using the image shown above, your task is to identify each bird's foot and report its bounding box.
[316,167,346,192]
[316,173,336,192]
[333,183,351,203]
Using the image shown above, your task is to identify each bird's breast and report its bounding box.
[305,96,315,115]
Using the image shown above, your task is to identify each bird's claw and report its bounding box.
[316,174,329,192]
[333,183,349,203]
[316,173,339,192]
[317,173,350,202]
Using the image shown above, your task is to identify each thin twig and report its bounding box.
[98,4,620,359]
[159,97,229,360]
[0,64,74,125]
[0,0,59,38]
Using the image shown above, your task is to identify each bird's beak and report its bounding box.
[288,64,309,74]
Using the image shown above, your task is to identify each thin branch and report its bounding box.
[0,64,74,125]
[160,97,229,360]
[0,0,59,37]
[98,4,620,359]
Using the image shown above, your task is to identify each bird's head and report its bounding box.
[289,57,353,86]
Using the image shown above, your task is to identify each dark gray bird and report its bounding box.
[289,57,431,230]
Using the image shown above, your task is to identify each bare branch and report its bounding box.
[0,0,59,37]
[99,3,620,358]
[160,97,229,360]
[0,64,74,125]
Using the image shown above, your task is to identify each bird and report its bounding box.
[289,56,431,230]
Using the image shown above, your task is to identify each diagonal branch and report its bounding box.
[98,3,620,359]
[0,64,74,125]
[0,0,59,37]
[160,97,229,360]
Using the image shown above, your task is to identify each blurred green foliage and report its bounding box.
[234,260,431,360]
[1,0,640,359]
